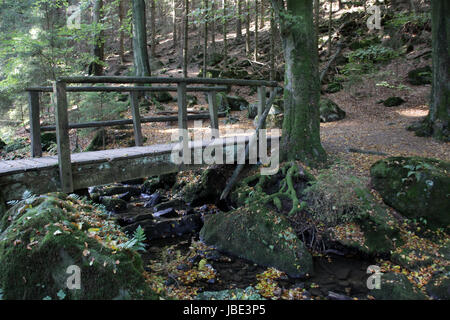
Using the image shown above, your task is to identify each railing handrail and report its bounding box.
[56,76,278,87]
[25,85,229,93]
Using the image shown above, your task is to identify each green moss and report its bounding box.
[371,157,450,229]
[372,273,427,300]
[200,200,313,278]
[0,194,157,300]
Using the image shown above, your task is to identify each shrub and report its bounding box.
[302,166,373,228]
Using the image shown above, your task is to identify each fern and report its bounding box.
[119,226,147,252]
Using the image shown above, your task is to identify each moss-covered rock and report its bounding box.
[407,66,432,85]
[0,193,156,300]
[371,272,427,300]
[98,196,128,212]
[383,96,405,107]
[183,166,230,206]
[4,138,27,153]
[319,98,346,122]
[370,157,450,229]
[142,173,177,195]
[200,201,313,278]
[152,91,173,103]
[426,270,450,300]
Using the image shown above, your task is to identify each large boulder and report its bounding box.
[407,66,432,85]
[200,201,314,278]
[370,157,450,229]
[371,273,427,300]
[142,173,177,195]
[0,193,156,300]
[182,166,231,206]
[319,98,346,122]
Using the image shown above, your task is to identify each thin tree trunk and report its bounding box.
[90,0,104,76]
[172,0,177,48]
[254,0,259,60]
[211,1,216,52]
[132,0,151,76]
[118,0,125,63]
[183,0,189,77]
[203,0,209,77]
[270,7,275,81]
[328,0,333,57]
[150,0,156,58]
[314,0,320,47]
[237,0,243,40]
[245,0,251,55]
[223,0,228,60]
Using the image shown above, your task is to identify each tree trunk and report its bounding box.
[328,0,333,57]
[211,1,216,52]
[90,0,104,76]
[203,0,209,77]
[150,0,156,58]
[429,0,449,141]
[118,0,125,63]
[237,0,243,40]
[254,0,259,60]
[132,0,151,77]
[183,0,189,77]
[172,0,177,47]
[271,0,327,164]
[223,0,228,60]
[246,0,251,55]
[270,7,275,81]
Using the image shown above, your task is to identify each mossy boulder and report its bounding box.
[4,138,27,153]
[328,205,401,256]
[383,96,405,107]
[426,270,450,300]
[226,95,249,111]
[152,91,173,103]
[371,272,427,300]
[183,166,230,206]
[370,157,450,229]
[319,98,346,122]
[407,66,432,85]
[142,173,177,195]
[200,201,313,278]
[0,193,156,300]
[207,53,224,66]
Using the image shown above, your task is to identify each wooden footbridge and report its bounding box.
[0,76,278,202]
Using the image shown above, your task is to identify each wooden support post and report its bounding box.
[177,82,188,134]
[130,91,143,146]
[207,91,219,138]
[53,81,73,193]
[28,91,42,157]
[257,86,266,128]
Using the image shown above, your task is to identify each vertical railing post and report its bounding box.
[130,91,143,146]
[53,80,73,193]
[207,91,219,138]
[28,91,42,157]
[177,82,188,134]
[257,86,266,129]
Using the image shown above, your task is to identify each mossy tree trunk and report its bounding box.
[132,0,151,77]
[429,0,449,141]
[271,0,327,165]
[89,0,104,76]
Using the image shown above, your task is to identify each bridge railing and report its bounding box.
[26,76,278,192]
